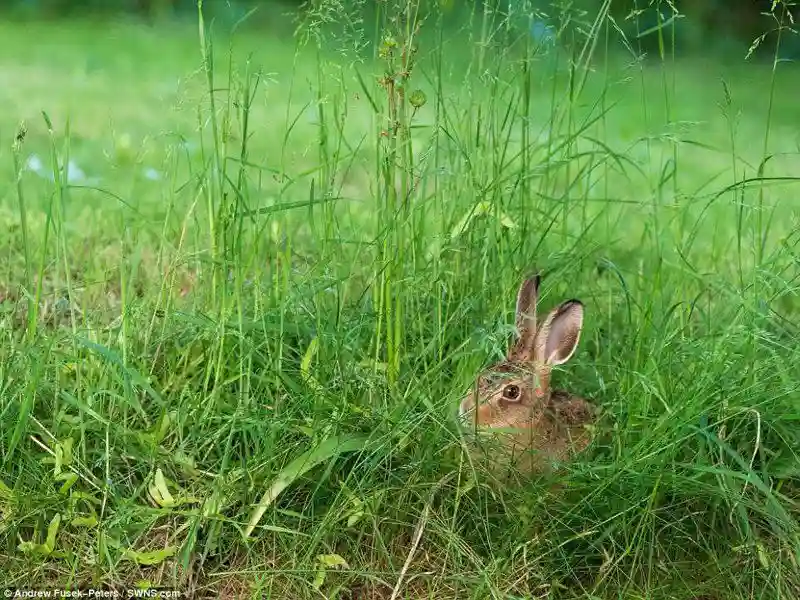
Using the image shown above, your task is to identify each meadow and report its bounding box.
[1,3,799,598]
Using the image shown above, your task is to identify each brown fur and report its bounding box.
[459,274,597,471]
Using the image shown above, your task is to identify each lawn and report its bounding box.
[1,4,799,599]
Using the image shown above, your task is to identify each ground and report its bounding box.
[0,7,799,599]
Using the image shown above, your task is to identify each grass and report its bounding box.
[1,2,799,598]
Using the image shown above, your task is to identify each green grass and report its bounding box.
[1,3,799,598]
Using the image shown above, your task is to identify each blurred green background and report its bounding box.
[4,0,799,57]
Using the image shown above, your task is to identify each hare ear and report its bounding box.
[533,300,584,366]
[507,275,540,362]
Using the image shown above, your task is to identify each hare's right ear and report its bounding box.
[533,299,584,366]
[507,275,540,362]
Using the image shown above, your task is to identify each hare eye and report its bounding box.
[502,384,520,400]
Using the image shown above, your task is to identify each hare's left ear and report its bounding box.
[533,300,584,366]
[507,275,540,362]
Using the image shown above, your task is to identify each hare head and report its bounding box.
[459,274,597,469]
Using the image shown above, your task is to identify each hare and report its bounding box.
[459,273,598,471]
